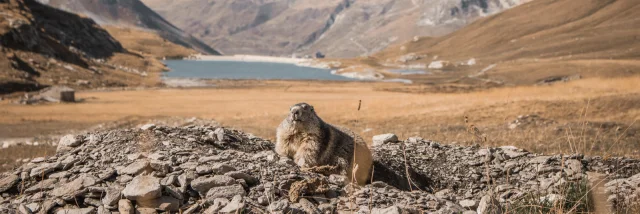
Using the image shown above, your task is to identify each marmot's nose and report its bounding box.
[291,109,301,120]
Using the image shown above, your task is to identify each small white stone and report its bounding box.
[372,134,398,147]
[140,124,156,130]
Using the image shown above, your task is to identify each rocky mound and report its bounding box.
[1,125,640,213]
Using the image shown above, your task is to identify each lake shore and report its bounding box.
[187,54,316,67]
[183,54,403,81]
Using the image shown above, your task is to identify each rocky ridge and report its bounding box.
[1,125,639,213]
[0,0,167,95]
[142,0,529,57]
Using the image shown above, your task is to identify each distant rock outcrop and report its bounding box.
[42,0,221,55]
[1,124,639,213]
[0,0,166,94]
[141,0,528,57]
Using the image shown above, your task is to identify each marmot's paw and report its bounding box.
[301,165,339,176]
[288,178,330,202]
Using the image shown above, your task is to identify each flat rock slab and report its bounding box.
[205,184,246,199]
[118,161,151,175]
[51,176,86,200]
[55,207,95,214]
[0,174,19,192]
[122,175,162,201]
[372,134,398,147]
[191,175,236,196]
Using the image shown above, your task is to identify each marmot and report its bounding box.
[276,103,373,185]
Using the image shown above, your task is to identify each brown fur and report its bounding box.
[276,103,373,185]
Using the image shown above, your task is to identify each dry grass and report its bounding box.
[0,145,56,172]
[1,77,639,158]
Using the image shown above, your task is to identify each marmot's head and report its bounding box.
[287,103,321,129]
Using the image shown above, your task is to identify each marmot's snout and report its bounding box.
[290,107,302,121]
[289,103,313,122]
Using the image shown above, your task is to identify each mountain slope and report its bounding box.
[358,0,640,86]
[43,0,221,55]
[142,0,528,57]
[0,0,165,94]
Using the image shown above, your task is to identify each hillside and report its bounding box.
[356,0,640,87]
[103,26,197,59]
[0,0,165,94]
[42,0,221,56]
[141,0,528,57]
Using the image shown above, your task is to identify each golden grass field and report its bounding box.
[2,77,639,171]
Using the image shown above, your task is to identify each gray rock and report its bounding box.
[528,156,551,164]
[329,175,346,185]
[268,199,290,213]
[205,184,246,199]
[295,198,321,214]
[161,175,177,186]
[371,206,402,214]
[18,204,32,214]
[96,206,109,214]
[459,199,478,209]
[212,163,236,174]
[196,165,213,175]
[191,175,236,196]
[25,203,40,213]
[55,207,95,214]
[204,198,229,214]
[198,156,225,163]
[140,124,156,130]
[118,160,150,175]
[24,179,56,194]
[183,203,202,214]
[56,135,83,153]
[29,162,60,178]
[30,157,45,163]
[150,160,171,175]
[565,159,583,176]
[372,134,398,147]
[503,150,527,159]
[122,175,162,201]
[135,207,158,214]
[477,195,502,214]
[137,196,181,212]
[48,171,70,179]
[219,195,245,213]
[118,199,134,214]
[102,185,124,206]
[164,185,184,200]
[318,203,335,213]
[51,176,86,200]
[0,174,20,192]
[84,198,102,207]
[224,171,258,185]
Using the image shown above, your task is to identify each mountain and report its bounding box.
[41,0,221,55]
[141,0,528,57]
[353,0,640,86]
[0,0,166,94]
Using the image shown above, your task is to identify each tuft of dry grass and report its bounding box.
[0,145,56,172]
